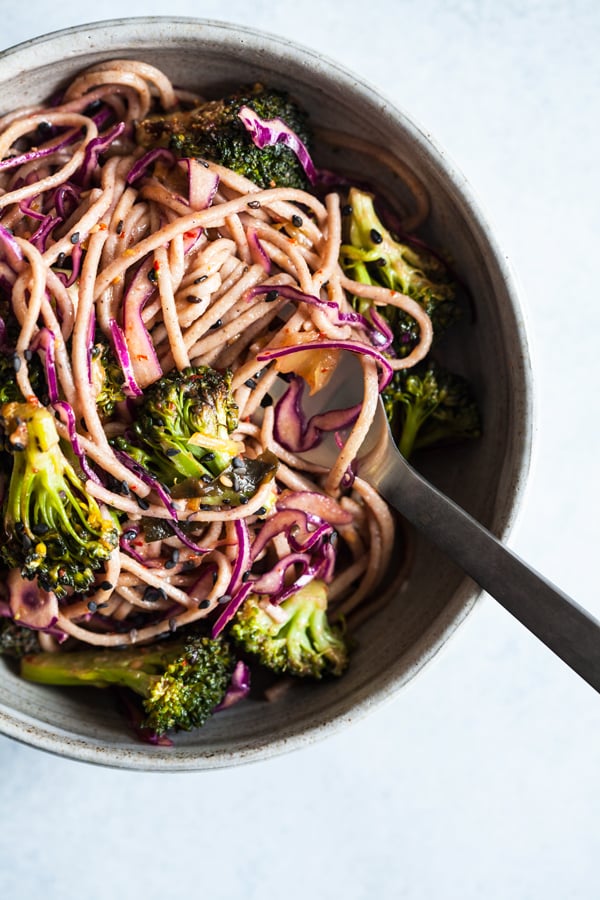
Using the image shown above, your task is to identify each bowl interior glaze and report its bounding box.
[0,18,532,770]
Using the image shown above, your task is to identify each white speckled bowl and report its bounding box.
[0,18,532,769]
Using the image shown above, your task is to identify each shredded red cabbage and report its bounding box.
[179,158,220,210]
[126,147,176,184]
[211,580,253,638]
[258,339,393,390]
[273,375,360,453]
[31,327,58,402]
[53,400,101,484]
[78,121,126,185]
[215,660,251,711]
[0,224,24,271]
[108,318,144,398]
[246,227,271,273]
[237,105,319,184]
[121,258,163,387]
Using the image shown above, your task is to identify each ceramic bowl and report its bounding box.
[0,17,532,769]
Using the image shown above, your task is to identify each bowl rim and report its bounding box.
[0,16,534,770]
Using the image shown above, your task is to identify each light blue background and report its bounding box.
[1,3,599,898]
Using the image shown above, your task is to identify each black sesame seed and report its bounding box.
[116,219,124,235]
[120,481,130,495]
[292,214,303,227]
[100,581,113,591]
[186,294,203,303]
[165,559,176,570]
[12,353,21,372]
[244,378,257,390]
[265,290,278,302]
[148,268,157,284]
[201,474,212,484]
[96,601,109,610]
[212,570,218,584]
[239,496,249,505]
[198,598,211,609]
[15,522,25,534]
[232,456,244,469]
[122,529,137,542]
[166,448,180,457]
[370,228,383,244]
[87,600,98,613]
[221,498,231,505]
[171,549,180,564]
[247,200,261,209]
[241,571,251,582]
[210,319,223,329]
[70,232,80,244]
[135,494,150,511]
[375,257,387,267]
[260,393,273,408]
[200,504,212,511]
[56,252,66,267]
[24,349,33,362]
[21,535,32,551]
[12,442,25,452]
[341,204,353,216]
[194,275,208,284]
[203,452,215,462]
[256,506,267,516]
[143,586,160,602]
[218,594,232,605]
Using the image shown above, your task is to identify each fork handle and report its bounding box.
[379,464,600,692]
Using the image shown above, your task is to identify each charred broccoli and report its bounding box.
[114,365,240,487]
[90,336,126,419]
[230,580,349,679]
[20,634,235,734]
[0,618,40,658]
[136,83,312,189]
[0,348,45,405]
[0,401,119,597]
[383,360,481,459]
[341,187,460,356]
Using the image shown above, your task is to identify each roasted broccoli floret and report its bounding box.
[383,360,481,459]
[136,83,312,189]
[0,401,119,597]
[90,336,126,419]
[341,187,460,356]
[231,580,349,679]
[20,635,235,734]
[0,349,45,405]
[114,365,240,487]
[0,618,40,658]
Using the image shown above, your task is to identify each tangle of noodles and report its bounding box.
[0,60,434,654]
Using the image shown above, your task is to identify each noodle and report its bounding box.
[0,59,434,653]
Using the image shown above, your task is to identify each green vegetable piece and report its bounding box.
[90,336,126,419]
[341,187,460,355]
[382,359,481,459]
[231,580,349,679]
[20,635,235,735]
[136,83,312,189]
[113,365,240,487]
[0,401,119,597]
